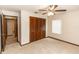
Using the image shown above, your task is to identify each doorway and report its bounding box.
[2,15,18,51]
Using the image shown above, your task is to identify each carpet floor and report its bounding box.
[2,38,79,54]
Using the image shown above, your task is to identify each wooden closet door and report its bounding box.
[35,18,46,40]
[36,18,41,40]
[30,16,46,42]
[41,19,46,39]
[30,17,37,42]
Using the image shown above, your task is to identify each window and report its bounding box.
[52,20,62,34]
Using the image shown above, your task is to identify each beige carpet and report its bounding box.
[2,38,79,54]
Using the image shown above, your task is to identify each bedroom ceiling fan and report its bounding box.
[34,5,67,16]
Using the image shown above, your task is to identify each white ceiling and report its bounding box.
[0,5,48,12]
[56,5,79,12]
[0,5,79,12]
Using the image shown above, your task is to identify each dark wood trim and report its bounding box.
[18,41,23,47]
[30,16,45,19]
[47,36,79,47]
[3,15,18,17]
[20,43,30,46]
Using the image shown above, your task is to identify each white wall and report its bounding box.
[21,10,46,45]
[47,10,79,45]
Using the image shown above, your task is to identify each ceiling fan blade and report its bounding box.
[39,9,47,11]
[54,5,58,9]
[55,9,67,12]
[42,12,47,15]
[34,11,39,14]
[48,5,58,11]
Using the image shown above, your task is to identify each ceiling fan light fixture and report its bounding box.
[48,12,54,16]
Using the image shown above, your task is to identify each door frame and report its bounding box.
[0,15,3,52]
[1,15,19,51]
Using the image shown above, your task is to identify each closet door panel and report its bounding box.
[36,18,41,40]
[40,19,46,39]
[30,17,37,42]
